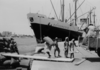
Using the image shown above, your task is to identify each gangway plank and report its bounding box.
[0,53,74,62]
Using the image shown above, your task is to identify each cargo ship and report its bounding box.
[27,0,82,43]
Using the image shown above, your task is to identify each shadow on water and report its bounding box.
[85,57,100,62]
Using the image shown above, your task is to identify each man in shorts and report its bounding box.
[64,37,69,58]
[54,37,61,57]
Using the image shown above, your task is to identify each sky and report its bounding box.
[0,0,100,35]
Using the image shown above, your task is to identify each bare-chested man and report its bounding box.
[43,36,54,58]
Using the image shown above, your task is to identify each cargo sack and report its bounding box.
[43,36,54,45]
[43,36,54,50]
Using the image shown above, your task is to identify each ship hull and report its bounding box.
[30,22,82,43]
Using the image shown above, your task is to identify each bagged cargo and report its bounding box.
[43,36,54,45]
[43,36,54,50]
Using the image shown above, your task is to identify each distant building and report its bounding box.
[2,31,12,37]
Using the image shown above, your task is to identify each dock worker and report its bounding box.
[54,37,61,57]
[43,36,54,58]
[82,24,96,46]
[10,38,19,54]
[69,39,77,58]
[64,37,69,58]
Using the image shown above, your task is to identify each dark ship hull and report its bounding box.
[27,13,82,43]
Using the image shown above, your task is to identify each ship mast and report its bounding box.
[69,3,72,25]
[89,9,92,24]
[93,12,96,26]
[86,7,96,25]
[61,0,64,22]
[74,0,78,26]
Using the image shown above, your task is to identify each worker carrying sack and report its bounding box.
[43,36,54,50]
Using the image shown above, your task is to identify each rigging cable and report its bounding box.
[48,8,52,18]
[86,7,96,20]
[86,0,95,8]
[59,0,62,20]
[67,0,85,22]
[78,1,83,18]
[50,0,59,20]
[72,7,96,20]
